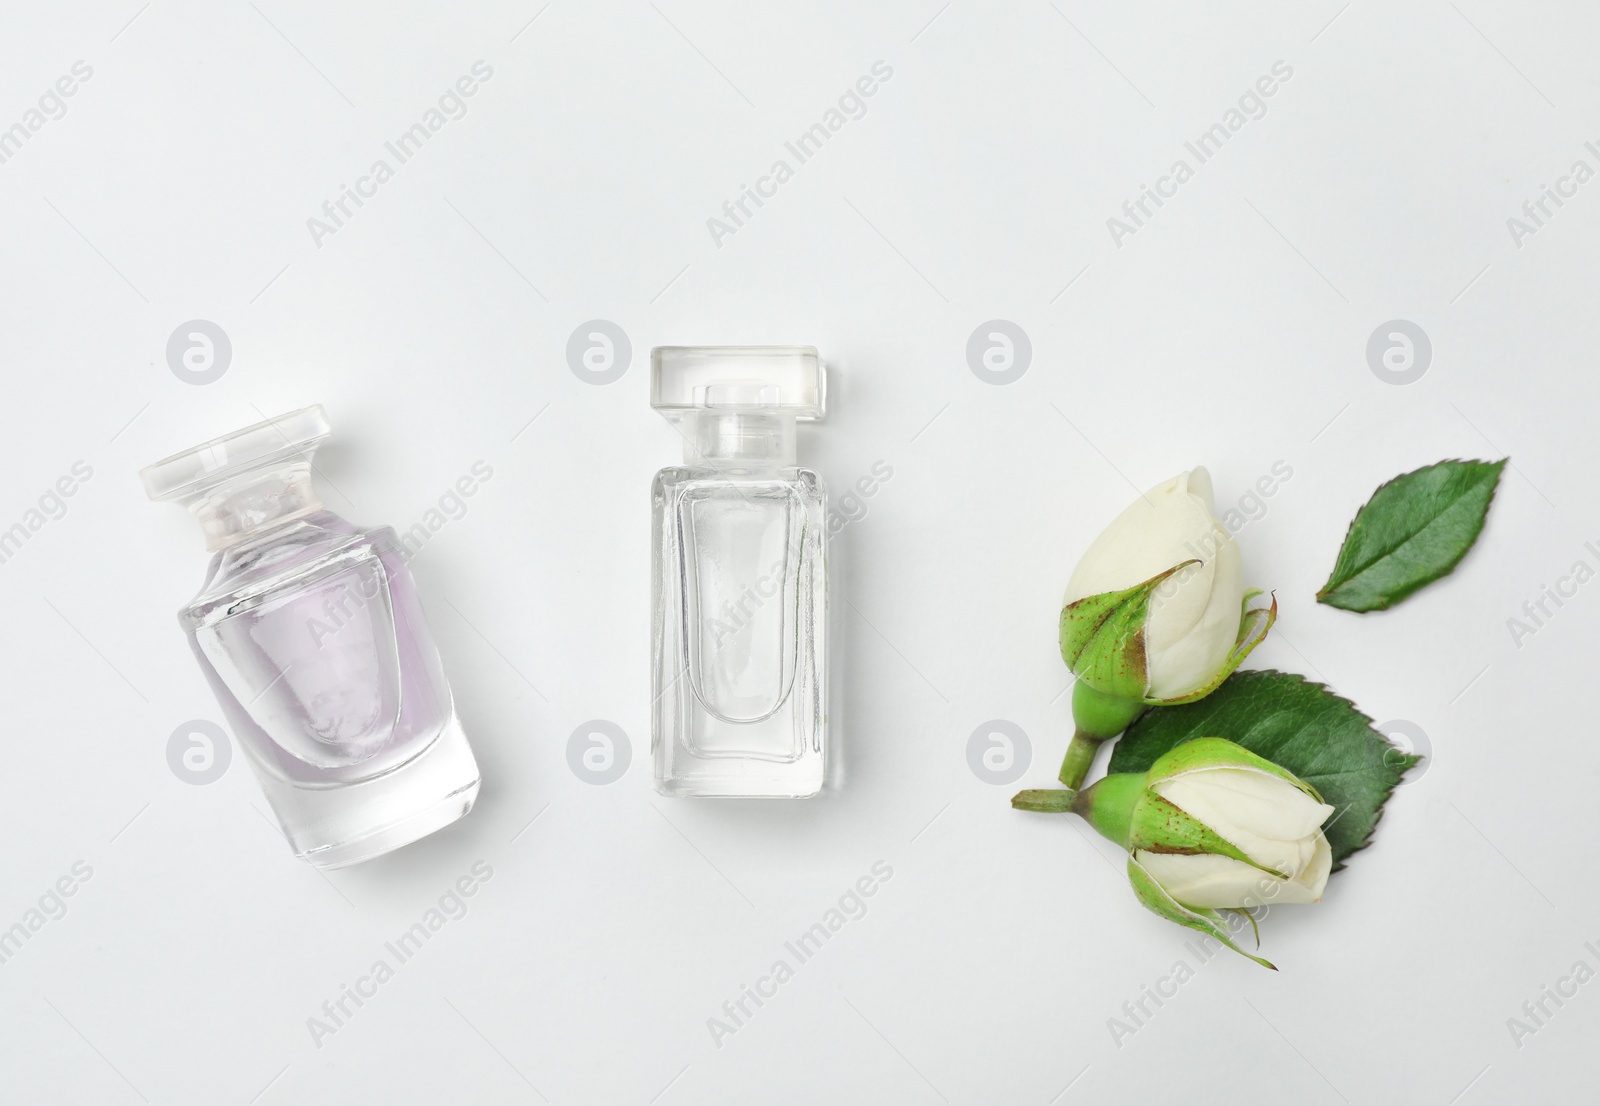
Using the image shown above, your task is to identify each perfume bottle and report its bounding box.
[141,406,480,868]
[651,346,828,797]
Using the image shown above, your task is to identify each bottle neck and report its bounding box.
[186,463,323,550]
[680,411,797,467]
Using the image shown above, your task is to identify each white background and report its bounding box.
[1,2,1595,1103]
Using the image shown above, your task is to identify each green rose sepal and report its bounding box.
[1055,569,1277,789]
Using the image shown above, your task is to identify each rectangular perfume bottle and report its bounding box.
[651,346,828,796]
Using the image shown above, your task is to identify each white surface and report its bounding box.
[0,2,1594,1103]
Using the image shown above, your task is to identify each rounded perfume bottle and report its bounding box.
[142,406,480,868]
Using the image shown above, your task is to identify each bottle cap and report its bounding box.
[140,405,331,503]
[651,346,824,420]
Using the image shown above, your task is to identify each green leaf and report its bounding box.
[1108,669,1420,869]
[1317,458,1507,612]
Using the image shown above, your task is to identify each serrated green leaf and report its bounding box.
[1317,458,1506,612]
[1107,669,1420,869]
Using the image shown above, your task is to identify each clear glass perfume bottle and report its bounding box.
[651,346,828,797]
[141,406,480,868]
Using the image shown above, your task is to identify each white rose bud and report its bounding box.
[1054,469,1276,789]
[1071,737,1333,969]
[1065,468,1257,699]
